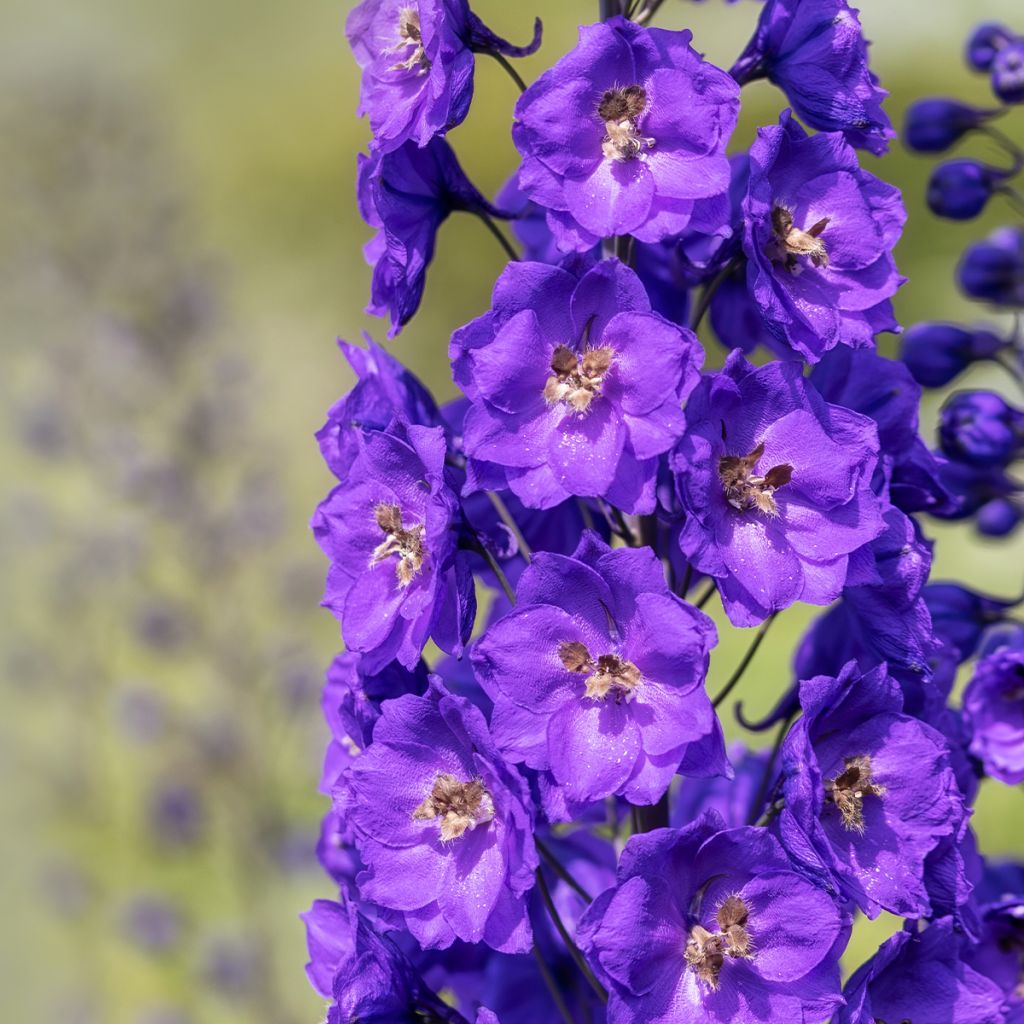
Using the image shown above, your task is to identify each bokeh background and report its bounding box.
[1,1,1022,1021]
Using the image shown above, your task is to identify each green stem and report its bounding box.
[712,613,777,709]
[536,836,593,902]
[533,945,575,1024]
[488,50,528,93]
[535,868,608,1004]
[487,490,533,563]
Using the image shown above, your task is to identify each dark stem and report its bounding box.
[532,945,575,1024]
[535,867,609,1004]
[487,489,533,563]
[712,613,777,709]
[476,539,516,604]
[634,0,668,24]
[689,259,739,334]
[536,836,594,902]
[632,797,669,833]
[488,50,528,93]
[599,0,623,20]
[477,211,519,263]
[745,709,796,826]
[695,579,717,609]
[576,497,596,532]
[599,499,639,546]
[680,563,694,598]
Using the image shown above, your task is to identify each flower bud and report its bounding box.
[939,390,1024,466]
[978,497,1021,536]
[904,98,999,153]
[927,159,1003,219]
[965,22,1014,72]
[959,226,1024,305]
[900,322,1005,387]
[993,39,1024,103]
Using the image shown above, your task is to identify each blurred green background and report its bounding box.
[1,1,1022,1021]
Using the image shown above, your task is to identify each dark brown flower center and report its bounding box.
[387,7,430,75]
[412,772,494,842]
[826,754,886,834]
[558,640,641,703]
[543,344,615,415]
[770,205,830,272]
[685,895,755,990]
[372,502,426,587]
[718,441,793,517]
[597,85,655,161]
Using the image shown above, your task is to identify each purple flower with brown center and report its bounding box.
[312,419,475,672]
[471,532,724,820]
[511,17,739,252]
[672,350,886,627]
[347,0,540,154]
[342,679,537,952]
[451,259,704,514]
[741,111,906,363]
[776,662,969,920]
[577,811,848,1024]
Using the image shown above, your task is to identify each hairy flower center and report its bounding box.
[826,754,886,834]
[685,895,755,990]
[597,85,655,162]
[718,441,793,517]
[558,640,641,703]
[371,502,427,587]
[412,772,495,842]
[543,344,615,415]
[770,205,830,272]
[387,7,430,75]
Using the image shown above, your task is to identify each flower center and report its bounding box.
[718,441,793,517]
[685,895,755,990]
[371,502,427,587]
[597,86,655,162]
[543,344,615,415]
[769,205,830,272]
[825,754,886,834]
[412,772,495,842]
[386,7,430,75]
[558,640,641,703]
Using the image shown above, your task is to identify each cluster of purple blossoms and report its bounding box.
[306,3,1024,1023]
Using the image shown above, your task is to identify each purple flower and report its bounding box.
[940,390,1024,467]
[904,98,1002,153]
[959,226,1024,306]
[317,338,442,480]
[512,17,739,251]
[741,112,905,362]
[964,640,1024,785]
[312,419,475,672]
[900,322,1009,388]
[343,679,537,952]
[359,139,508,336]
[809,346,950,515]
[731,0,894,155]
[452,259,703,514]
[673,351,885,627]
[794,506,941,715]
[777,662,967,919]
[925,582,1021,663]
[302,898,472,1023]
[347,0,540,153]
[471,532,723,819]
[837,918,1005,1024]
[928,158,1011,220]
[577,812,847,1024]
[963,861,1024,1018]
